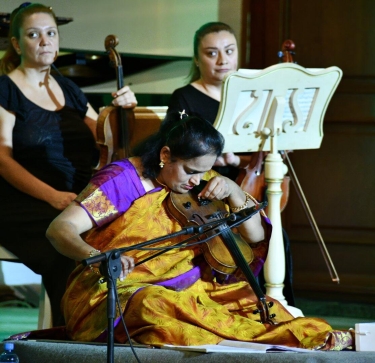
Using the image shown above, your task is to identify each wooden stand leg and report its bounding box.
[263,150,303,317]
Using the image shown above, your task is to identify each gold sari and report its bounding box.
[62,168,353,350]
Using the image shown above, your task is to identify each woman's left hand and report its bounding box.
[111,85,138,108]
[214,152,240,167]
[197,176,254,215]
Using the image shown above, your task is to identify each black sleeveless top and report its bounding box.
[0,74,97,273]
[0,74,96,194]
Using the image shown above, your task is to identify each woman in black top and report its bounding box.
[0,3,137,326]
[166,22,253,180]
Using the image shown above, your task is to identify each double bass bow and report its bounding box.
[95,35,135,171]
[167,180,277,325]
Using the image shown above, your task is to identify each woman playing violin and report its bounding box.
[46,116,352,350]
[0,3,136,326]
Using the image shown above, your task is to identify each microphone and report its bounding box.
[228,201,267,226]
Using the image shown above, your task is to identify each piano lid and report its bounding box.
[80,59,191,109]
[81,60,191,95]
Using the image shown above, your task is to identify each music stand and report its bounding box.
[213,63,342,316]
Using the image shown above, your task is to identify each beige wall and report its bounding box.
[2,0,222,56]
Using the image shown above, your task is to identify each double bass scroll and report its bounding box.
[278,39,296,63]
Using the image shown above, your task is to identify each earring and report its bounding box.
[159,161,165,168]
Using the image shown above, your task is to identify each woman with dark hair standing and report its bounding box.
[0,3,137,325]
[167,22,237,124]
[165,22,253,179]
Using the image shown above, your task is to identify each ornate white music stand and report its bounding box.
[213,63,342,317]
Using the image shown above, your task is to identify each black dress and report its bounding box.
[0,74,97,325]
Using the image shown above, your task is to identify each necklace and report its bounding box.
[155,177,168,188]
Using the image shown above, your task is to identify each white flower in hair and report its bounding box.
[179,110,189,119]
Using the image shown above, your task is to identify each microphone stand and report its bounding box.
[81,202,266,363]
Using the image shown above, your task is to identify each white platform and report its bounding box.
[0,261,41,286]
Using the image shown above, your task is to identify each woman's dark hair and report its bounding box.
[188,22,236,83]
[0,3,58,75]
[133,116,225,179]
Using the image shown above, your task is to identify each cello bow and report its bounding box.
[282,152,340,283]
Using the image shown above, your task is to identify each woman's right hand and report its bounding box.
[49,191,77,210]
[119,255,135,281]
[111,85,138,108]
[214,152,240,167]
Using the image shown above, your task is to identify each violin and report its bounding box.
[94,35,135,171]
[236,152,290,213]
[166,180,277,325]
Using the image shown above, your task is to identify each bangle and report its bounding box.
[88,249,101,275]
[230,191,252,212]
[89,249,101,257]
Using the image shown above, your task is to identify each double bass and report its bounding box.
[94,35,135,171]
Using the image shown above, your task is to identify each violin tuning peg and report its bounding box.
[253,309,260,315]
[268,301,274,308]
